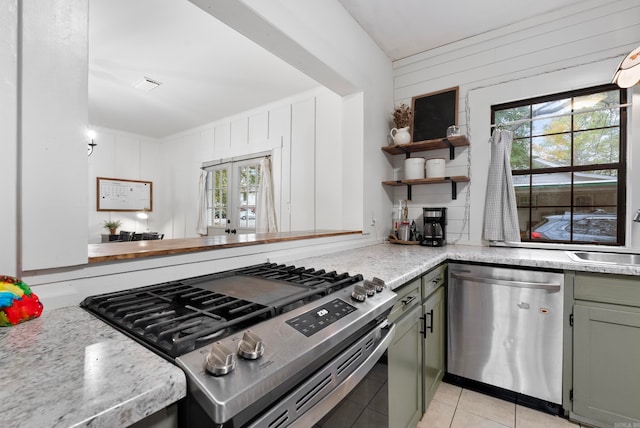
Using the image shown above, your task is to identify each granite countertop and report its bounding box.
[2,243,638,428]
[0,307,186,428]
[285,243,640,290]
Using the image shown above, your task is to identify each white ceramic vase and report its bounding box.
[390,126,411,145]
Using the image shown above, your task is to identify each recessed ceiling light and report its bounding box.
[132,77,162,91]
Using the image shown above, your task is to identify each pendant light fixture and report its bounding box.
[612,46,640,88]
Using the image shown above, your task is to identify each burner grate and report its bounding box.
[81,281,274,357]
[240,263,363,291]
[81,263,363,359]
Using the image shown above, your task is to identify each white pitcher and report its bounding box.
[390,126,411,145]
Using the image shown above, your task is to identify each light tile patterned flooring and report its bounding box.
[418,382,584,428]
[317,362,586,428]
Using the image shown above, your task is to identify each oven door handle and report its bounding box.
[288,322,397,428]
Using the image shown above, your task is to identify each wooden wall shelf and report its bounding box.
[382,176,469,200]
[382,135,469,160]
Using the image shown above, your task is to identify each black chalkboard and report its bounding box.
[411,87,458,143]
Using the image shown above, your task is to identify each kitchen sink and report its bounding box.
[567,251,640,265]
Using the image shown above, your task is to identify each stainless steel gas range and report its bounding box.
[81,262,397,427]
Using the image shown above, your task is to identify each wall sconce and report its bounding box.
[87,130,97,156]
[612,46,640,88]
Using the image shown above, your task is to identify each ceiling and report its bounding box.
[337,0,585,61]
[89,0,585,139]
[88,0,320,138]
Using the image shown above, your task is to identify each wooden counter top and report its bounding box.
[88,230,362,263]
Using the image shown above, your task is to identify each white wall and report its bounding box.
[5,0,390,309]
[190,0,394,240]
[0,2,18,276]
[391,0,640,248]
[159,87,344,239]
[20,0,89,270]
[87,127,162,243]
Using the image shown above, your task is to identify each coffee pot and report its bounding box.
[421,207,446,247]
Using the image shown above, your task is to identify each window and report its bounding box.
[492,84,627,245]
[205,159,261,232]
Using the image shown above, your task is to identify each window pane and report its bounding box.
[495,106,530,136]
[532,98,571,135]
[573,110,620,131]
[518,207,532,239]
[573,170,617,208]
[530,208,572,242]
[532,135,571,168]
[573,90,620,126]
[572,209,617,243]
[573,128,619,165]
[531,173,572,206]
[237,164,260,229]
[212,169,228,227]
[511,138,530,170]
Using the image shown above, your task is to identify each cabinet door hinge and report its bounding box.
[569,313,574,327]
[569,389,574,401]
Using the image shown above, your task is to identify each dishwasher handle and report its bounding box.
[450,272,561,291]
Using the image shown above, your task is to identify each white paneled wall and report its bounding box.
[391,0,640,247]
[88,87,344,242]
[160,87,343,239]
[88,128,162,243]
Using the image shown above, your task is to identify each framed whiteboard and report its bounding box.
[97,177,153,212]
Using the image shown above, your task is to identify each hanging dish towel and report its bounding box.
[483,129,521,242]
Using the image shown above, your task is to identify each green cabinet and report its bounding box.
[422,286,445,409]
[388,278,423,428]
[387,264,447,428]
[571,272,640,427]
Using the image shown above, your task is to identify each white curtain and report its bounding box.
[196,171,208,236]
[256,157,277,233]
[483,129,521,242]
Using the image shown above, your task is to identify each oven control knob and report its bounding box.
[371,277,386,292]
[363,280,376,297]
[237,330,265,360]
[205,342,237,376]
[351,284,367,302]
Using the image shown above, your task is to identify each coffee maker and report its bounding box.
[421,207,446,247]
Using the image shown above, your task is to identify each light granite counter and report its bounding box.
[284,243,640,290]
[2,242,638,428]
[0,307,186,428]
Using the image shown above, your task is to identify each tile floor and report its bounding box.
[418,382,584,428]
[316,361,585,428]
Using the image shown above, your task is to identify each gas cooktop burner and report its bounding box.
[172,315,228,343]
[80,262,364,358]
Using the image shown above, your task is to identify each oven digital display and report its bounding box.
[286,298,357,337]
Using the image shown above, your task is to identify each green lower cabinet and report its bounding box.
[388,303,423,428]
[423,286,445,409]
[387,266,447,428]
[573,302,640,427]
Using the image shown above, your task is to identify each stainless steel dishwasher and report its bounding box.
[447,262,564,406]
